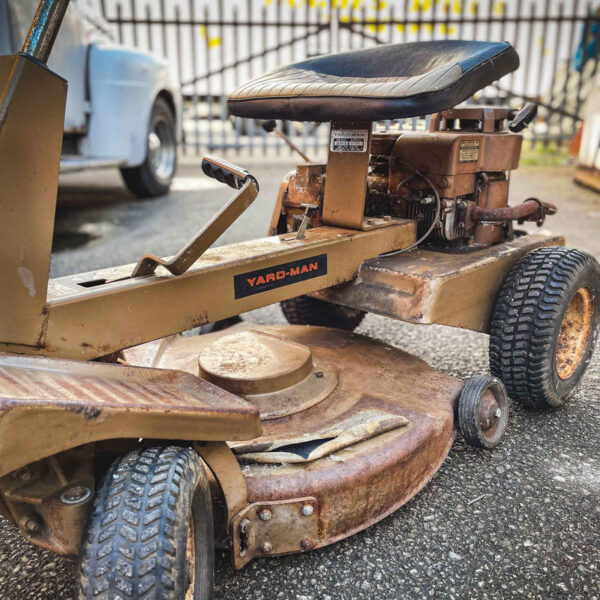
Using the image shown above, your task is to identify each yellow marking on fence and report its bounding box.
[199,26,221,49]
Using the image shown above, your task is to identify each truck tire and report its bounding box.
[281,295,366,331]
[121,97,177,198]
[78,446,213,600]
[490,247,600,408]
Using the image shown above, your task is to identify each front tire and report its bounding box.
[78,446,213,600]
[490,247,600,409]
[121,97,178,198]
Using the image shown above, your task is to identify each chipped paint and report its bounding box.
[17,267,36,298]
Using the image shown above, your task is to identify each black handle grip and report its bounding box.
[201,155,258,191]
[261,119,277,133]
[509,103,538,133]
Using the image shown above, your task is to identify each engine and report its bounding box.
[273,105,554,250]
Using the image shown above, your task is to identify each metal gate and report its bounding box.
[99,0,600,156]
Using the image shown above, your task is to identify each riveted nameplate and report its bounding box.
[458,140,480,163]
[234,254,328,299]
[330,129,369,152]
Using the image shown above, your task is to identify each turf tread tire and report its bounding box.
[489,246,600,409]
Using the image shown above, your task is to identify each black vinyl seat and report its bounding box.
[228,40,519,122]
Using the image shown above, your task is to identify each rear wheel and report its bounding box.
[121,97,177,198]
[281,295,366,331]
[490,247,600,408]
[78,446,213,600]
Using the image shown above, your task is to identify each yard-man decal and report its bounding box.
[234,254,328,298]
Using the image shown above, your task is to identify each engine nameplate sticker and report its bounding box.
[330,129,369,152]
[234,254,328,299]
[458,140,480,163]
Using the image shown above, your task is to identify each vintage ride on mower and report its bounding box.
[1,2,599,599]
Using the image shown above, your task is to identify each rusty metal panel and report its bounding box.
[194,441,248,525]
[224,326,461,558]
[389,129,522,198]
[0,55,66,346]
[314,233,565,333]
[0,445,94,557]
[231,497,319,568]
[0,355,260,478]
[0,222,415,360]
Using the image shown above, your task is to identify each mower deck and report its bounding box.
[124,324,464,565]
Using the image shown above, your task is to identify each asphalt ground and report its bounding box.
[0,161,598,600]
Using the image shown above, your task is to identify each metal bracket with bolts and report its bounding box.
[231,497,319,568]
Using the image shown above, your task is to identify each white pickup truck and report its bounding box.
[0,0,182,197]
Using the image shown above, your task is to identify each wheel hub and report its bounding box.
[478,392,502,434]
[148,118,176,183]
[555,286,594,380]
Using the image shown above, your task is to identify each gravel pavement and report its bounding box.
[0,162,598,600]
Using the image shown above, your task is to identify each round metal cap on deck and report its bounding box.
[198,330,337,419]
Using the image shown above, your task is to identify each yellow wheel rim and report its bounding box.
[555,286,594,380]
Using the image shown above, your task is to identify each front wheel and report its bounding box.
[78,446,213,600]
[121,97,178,198]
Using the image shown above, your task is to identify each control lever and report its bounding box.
[508,103,538,133]
[130,156,259,278]
[294,203,319,240]
[261,120,312,163]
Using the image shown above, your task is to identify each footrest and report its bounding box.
[0,356,260,477]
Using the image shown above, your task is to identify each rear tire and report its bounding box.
[490,247,600,408]
[121,97,177,198]
[281,295,366,331]
[78,446,213,600]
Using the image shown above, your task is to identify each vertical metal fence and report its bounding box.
[98,0,600,156]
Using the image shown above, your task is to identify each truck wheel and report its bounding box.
[121,97,177,198]
[78,446,213,600]
[490,247,600,408]
[281,295,366,331]
[457,375,509,449]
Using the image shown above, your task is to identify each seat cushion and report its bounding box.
[228,40,519,122]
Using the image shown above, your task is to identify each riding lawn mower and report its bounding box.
[0,1,598,598]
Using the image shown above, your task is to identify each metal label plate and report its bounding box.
[458,140,480,163]
[330,129,369,152]
[234,254,327,299]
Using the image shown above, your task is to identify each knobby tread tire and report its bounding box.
[489,246,600,409]
[280,295,366,331]
[78,446,213,600]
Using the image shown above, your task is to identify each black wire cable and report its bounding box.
[380,169,442,257]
